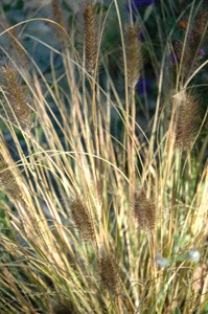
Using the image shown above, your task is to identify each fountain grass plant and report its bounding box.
[0,0,207,313]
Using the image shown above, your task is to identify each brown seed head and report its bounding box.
[70,196,95,242]
[126,26,142,88]
[133,190,156,230]
[52,299,78,314]
[0,18,28,65]
[171,91,200,150]
[99,249,119,293]
[0,153,22,201]
[51,0,68,49]
[1,63,32,131]
[84,2,98,75]
[175,9,208,78]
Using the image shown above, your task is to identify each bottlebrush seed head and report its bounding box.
[70,196,95,242]
[126,26,142,88]
[133,190,156,230]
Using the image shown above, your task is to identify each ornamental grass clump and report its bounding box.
[0,0,207,313]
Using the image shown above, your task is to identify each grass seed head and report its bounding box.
[51,0,68,49]
[133,190,156,230]
[126,25,142,88]
[171,91,200,151]
[70,196,95,243]
[84,2,98,75]
[1,63,32,131]
[52,299,78,314]
[99,249,119,293]
[176,8,208,78]
[0,153,22,202]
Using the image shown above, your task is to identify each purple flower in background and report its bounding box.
[136,78,151,96]
[133,0,155,6]
[139,31,146,42]
[127,0,155,11]
[171,54,180,64]
[126,0,155,22]
[198,48,205,57]
[171,47,206,64]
